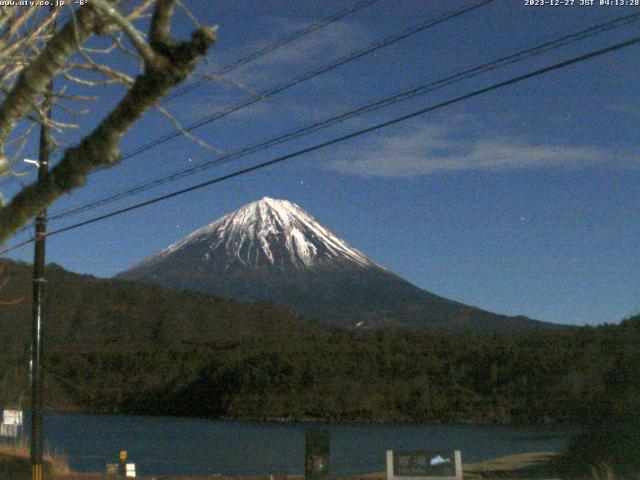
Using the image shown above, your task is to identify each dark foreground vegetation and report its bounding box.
[0,259,638,476]
[0,446,562,480]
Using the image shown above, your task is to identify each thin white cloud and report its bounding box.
[218,19,372,90]
[224,18,373,87]
[605,102,640,117]
[326,122,624,178]
[173,17,373,124]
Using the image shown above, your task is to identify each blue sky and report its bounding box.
[3,0,639,326]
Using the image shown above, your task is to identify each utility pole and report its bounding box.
[30,8,55,480]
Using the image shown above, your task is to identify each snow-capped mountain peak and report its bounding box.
[118,197,549,333]
[139,197,377,271]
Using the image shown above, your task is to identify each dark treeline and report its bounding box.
[0,259,637,426]
[1,259,639,474]
[41,319,640,427]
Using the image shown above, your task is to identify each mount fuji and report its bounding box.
[117,197,553,332]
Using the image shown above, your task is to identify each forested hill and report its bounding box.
[0,258,324,353]
[0,258,326,411]
[0,259,638,427]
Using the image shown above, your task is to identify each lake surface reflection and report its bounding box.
[32,411,569,476]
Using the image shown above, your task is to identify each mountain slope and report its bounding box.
[0,258,328,412]
[0,258,322,354]
[0,259,631,427]
[118,197,555,333]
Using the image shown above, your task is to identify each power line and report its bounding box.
[39,0,381,169]
[0,1,380,219]
[3,35,636,255]
[92,0,497,171]
[7,0,498,234]
[162,0,383,103]
[47,11,640,223]
[53,0,381,88]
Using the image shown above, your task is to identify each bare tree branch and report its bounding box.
[0,7,37,46]
[150,0,175,49]
[61,70,122,87]
[91,0,160,66]
[0,2,217,243]
[126,0,157,20]
[71,57,136,85]
[155,103,224,154]
[176,0,204,30]
[195,71,262,98]
[7,122,37,165]
[0,5,107,174]
[109,30,143,62]
[51,90,99,103]
[0,8,57,58]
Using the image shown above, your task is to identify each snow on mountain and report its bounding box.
[134,197,377,272]
[118,197,554,332]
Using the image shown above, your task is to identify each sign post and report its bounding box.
[305,430,330,480]
[386,450,462,480]
[0,423,18,438]
[1,409,23,439]
[107,451,135,477]
[3,410,23,426]
[126,463,136,478]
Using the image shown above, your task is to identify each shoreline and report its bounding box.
[0,449,560,480]
[15,406,577,429]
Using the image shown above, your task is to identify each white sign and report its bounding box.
[386,450,462,480]
[0,423,18,437]
[126,463,136,478]
[3,410,23,425]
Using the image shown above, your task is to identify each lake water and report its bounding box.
[13,411,568,477]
